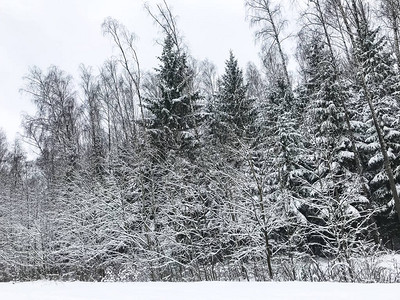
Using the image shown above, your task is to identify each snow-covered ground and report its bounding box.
[0,281,399,300]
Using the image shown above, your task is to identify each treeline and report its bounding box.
[1,0,400,282]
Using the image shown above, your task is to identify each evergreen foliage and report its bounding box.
[355,25,400,204]
[144,35,201,155]
[209,51,255,144]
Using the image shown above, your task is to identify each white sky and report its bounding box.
[0,0,298,145]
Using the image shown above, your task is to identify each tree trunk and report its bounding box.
[247,151,274,279]
[389,1,400,68]
[265,3,291,86]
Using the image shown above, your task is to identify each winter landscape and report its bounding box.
[2,0,400,298]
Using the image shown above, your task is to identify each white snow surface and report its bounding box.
[0,281,399,300]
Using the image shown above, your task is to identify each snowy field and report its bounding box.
[0,281,399,300]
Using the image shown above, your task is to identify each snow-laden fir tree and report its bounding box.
[144,34,201,156]
[352,22,400,244]
[251,74,312,267]
[302,35,368,198]
[259,77,308,195]
[298,34,376,255]
[354,24,400,205]
[209,51,255,144]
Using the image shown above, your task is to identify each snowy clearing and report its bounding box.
[0,281,399,300]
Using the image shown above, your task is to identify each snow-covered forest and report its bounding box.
[1,0,400,282]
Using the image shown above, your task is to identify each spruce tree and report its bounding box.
[144,34,201,155]
[259,77,308,193]
[297,35,376,254]
[303,36,361,192]
[210,51,255,144]
[355,25,400,205]
[251,75,312,261]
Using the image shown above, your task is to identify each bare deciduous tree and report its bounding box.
[246,0,291,86]
[102,18,145,126]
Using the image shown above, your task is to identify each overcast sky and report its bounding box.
[0,0,298,145]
